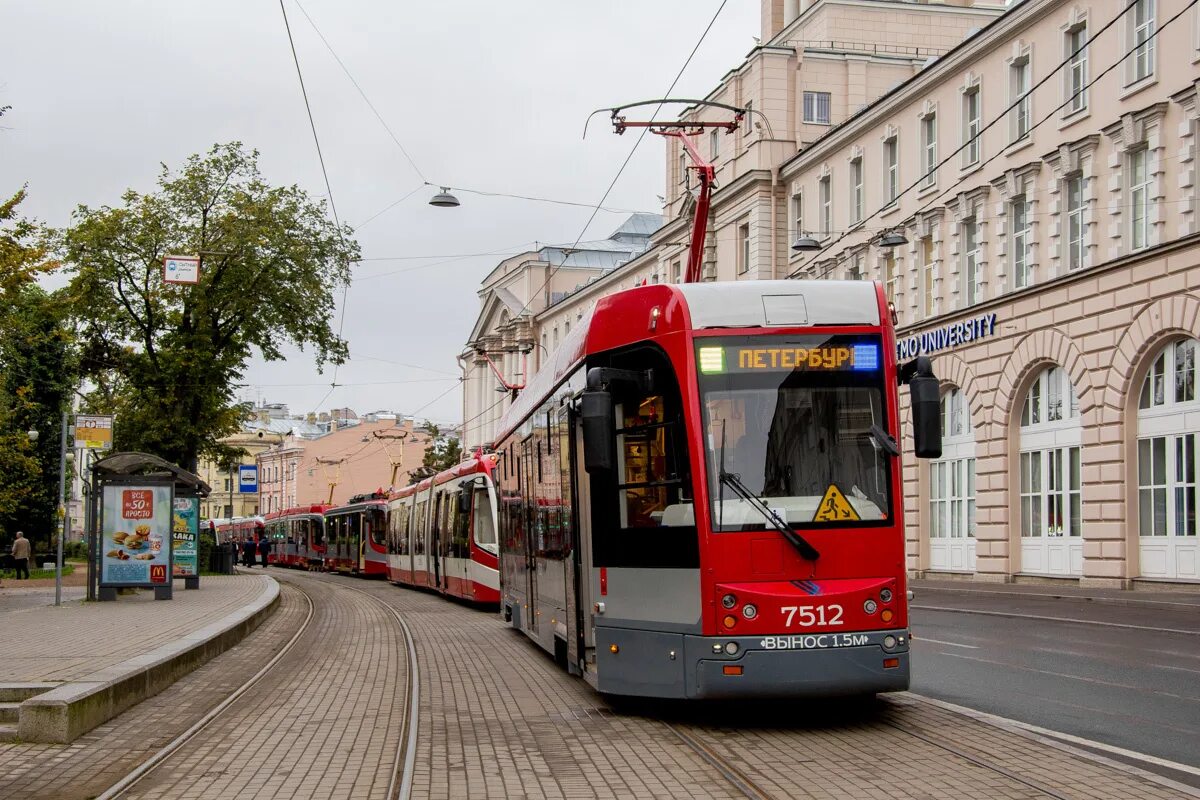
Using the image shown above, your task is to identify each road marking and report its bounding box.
[940,651,1200,702]
[912,604,1200,635]
[906,693,1200,784]
[912,636,979,649]
[914,585,1200,609]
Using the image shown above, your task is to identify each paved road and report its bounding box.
[910,587,1200,787]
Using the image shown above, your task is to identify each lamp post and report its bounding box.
[55,412,69,606]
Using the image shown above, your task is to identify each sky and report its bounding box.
[0,0,759,426]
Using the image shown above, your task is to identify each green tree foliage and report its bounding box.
[410,422,463,480]
[0,189,75,549]
[63,143,358,471]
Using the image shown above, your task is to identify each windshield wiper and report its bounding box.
[869,424,900,457]
[718,469,820,561]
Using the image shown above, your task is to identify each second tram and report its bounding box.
[324,493,389,576]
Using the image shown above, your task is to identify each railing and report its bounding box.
[794,40,947,58]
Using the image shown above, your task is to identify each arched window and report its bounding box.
[1137,338,1198,579]
[1019,366,1082,575]
[929,387,976,572]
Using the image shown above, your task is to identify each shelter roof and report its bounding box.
[91,452,211,496]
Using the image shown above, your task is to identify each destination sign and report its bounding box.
[699,343,879,374]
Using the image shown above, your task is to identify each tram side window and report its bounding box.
[474,485,497,549]
[368,508,386,547]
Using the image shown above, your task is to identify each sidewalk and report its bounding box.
[0,573,278,743]
[911,577,1200,608]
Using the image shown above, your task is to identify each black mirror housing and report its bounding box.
[910,373,942,459]
[581,390,616,473]
[457,490,472,515]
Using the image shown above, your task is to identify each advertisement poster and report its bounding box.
[101,484,173,586]
[172,496,199,577]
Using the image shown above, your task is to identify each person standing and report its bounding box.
[241,537,256,568]
[257,534,270,568]
[11,531,31,579]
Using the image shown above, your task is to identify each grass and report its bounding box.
[0,563,76,580]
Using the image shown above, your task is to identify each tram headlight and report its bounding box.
[863,599,878,615]
[724,641,739,655]
[721,593,738,609]
[883,635,897,650]
[741,604,758,620]
[880,588,893,604]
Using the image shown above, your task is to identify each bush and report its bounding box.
[198,530,216,574]
[63,540,89,561]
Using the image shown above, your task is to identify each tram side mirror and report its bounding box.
[909,372,942,459]
[581,390,616,474]
[457,490,472,515]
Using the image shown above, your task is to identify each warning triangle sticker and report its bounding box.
[813,483,860,522]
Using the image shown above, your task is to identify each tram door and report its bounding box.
[521,437,539,635]
[563,404,591,675]
[431,493,443,589]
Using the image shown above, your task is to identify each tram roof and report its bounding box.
[493,280,881,445]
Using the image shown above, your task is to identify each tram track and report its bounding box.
[663,721,778,800]
[95,574,421,800]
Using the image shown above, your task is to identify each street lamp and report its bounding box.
[428,187,461,208]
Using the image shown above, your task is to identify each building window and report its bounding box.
[929,388,976,571]
[1130,0,1156,84]
[884,137,899,204]
[846,252,863,281]
[883,250,898,308]
[1065,174,1085,270]
[962,219,981,306]
[850,158,864,224]
[803,91,831,124]
[679,151,687,187]
[1140,339,1197,409]
[962,87,981,167]
[922,114,938,188]
[1130,148,1151,251]
[820,175,832,235]
[710,129,719,160]
[1010,57,1031,142]
[743,100,753,136]
[921,236,935,318]
[738,223,750,274]
[672,260,682,283]
[1022,366,1079,426]
[1011,196,1031,288]
[1065,25,1088,114]
[1020,367,1083,547]
[791,192,803,239]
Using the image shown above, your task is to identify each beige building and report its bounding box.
[197,431,273,521]
[462,0,1200,586]
[257,417,430,510]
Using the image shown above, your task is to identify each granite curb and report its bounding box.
[16,576,280,744]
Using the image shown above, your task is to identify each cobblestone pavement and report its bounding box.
[0,573,271,683]
[0,582,308,800]
[326,572,1194,800]
[0,586,85,613]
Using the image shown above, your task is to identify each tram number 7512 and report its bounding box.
[781,604,844,627]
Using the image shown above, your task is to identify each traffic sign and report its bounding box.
[238,465,259,494]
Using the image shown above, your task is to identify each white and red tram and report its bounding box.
[324,493,389,577]
[263,504,330,569]
[387,453,501,603]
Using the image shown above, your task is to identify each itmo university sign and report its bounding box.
[897,312,998,361]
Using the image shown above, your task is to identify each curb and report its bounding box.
[17,576,280,744]
[911,583,1200,612]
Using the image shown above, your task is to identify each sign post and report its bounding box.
[163,254,201,285]
[98,480,174,601]
[172,495,201,589]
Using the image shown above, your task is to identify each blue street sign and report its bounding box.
[238,465,259,494]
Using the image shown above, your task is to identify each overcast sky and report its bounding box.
[1,0,758,425]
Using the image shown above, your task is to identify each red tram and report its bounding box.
[491,280,941,699]
[264,504,331,569]
[323,493,389,577]
[387,453,501,603]
[210,516,266,548]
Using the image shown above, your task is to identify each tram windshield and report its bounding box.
[696,334,894,531]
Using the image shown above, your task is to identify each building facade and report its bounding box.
[462,0,1200,585]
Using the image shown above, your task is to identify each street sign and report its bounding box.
[73,414,114,450]
[238,465,259,494]
[163,254,201,285]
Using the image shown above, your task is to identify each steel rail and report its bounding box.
[662,721,778,800]
[96,582,317,800]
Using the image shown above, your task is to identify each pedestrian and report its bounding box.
[258,534,270,568]
[241,538,256,568]
[10,531,31,580]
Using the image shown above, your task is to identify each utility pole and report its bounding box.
[55,411,69,606]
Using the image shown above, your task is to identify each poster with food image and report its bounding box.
[172,496,199,577]
[100,483,173,587]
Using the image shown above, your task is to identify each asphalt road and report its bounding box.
[909,586,1200,788]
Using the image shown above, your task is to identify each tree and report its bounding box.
[0,188,75,548]
[63,143,358,471]
[409,422,462,480]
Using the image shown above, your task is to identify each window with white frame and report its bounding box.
[1065,24,1088,114]
[791,192,803,240]
[710,129,720,160]
[1020,367,1082,539]
[962,86,982,167]
[884,250,898,308]
[1130,148,1151,250]
[921,236,936,318]
[1011,195,1031,288]
[820,175,832,235]
[922,114,938,187]
[1065,173,1086,270]
[738,222,750,274]
[846,252,864,281]
[1129,0,1156,85]
[884,136,899,204]
[803,91,831,124]
[930,389,975,545]
[1138,339,1199,540]
[1010,57,1031,142]
[672,260,682,283]
[743,100,753,136]
[679,151,687,187]
[963,218,981,306]
[850,157,864,224]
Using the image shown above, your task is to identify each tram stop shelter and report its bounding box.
[87,452,211,602]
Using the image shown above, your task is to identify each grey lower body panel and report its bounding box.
[594,626,908,699]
